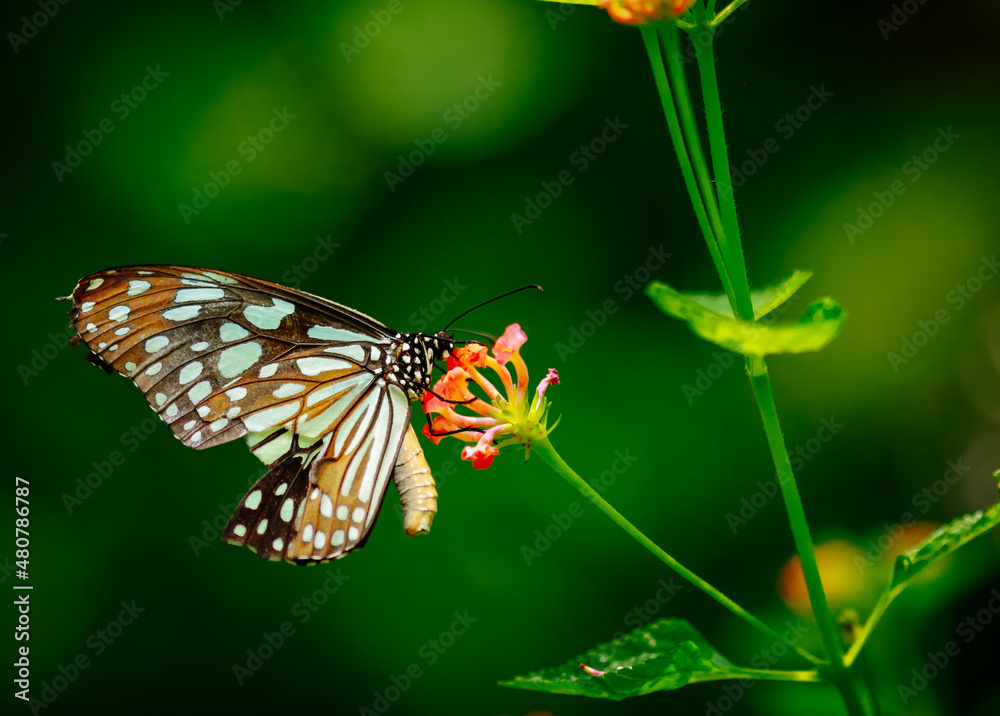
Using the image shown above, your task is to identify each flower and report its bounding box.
[599,0,696,25]
[421,323,560,470]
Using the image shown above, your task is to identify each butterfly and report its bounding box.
[62,265,456,564]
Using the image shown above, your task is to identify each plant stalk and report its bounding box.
[534,436,822,667]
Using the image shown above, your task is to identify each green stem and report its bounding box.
[711,0,750,26]
[748,362,872,715]
[694,28,753,320]
[640,27,738,314]
[533,436,822,667]
[658,26,742,316]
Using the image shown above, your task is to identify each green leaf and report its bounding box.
[500,619,816,701]
[890,473,1000,593]
[685,270,813,320]
[534,0,598,4]
[645,277,846,356]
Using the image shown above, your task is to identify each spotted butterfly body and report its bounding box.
[64,265,455,564]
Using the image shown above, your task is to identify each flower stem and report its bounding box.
[711,0,749,26]
[748,361,873,715]
[640,26,739,316]
[533,435,822,667]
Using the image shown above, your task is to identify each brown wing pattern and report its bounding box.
[64,265,426,563]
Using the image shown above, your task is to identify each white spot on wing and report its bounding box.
[178,362,203,384]
[336,505,349,520]
[296,356,351,376]
[258,364,278,378]
[273,383,305,398]
[331,530,345,547]
[324,345,367,362]
[314,530,327,550]
[127,280,151,296]
[233,524,247,537]
[145,336,169,353]
[243,298,295,330]
[108,305,130,322]
[243,402,301,432]
[219,322,250,342]
[218,342,263,378]
[191,341,209,352]
[163,305,201,322]
[188,380,212,405]
[146,362,162,376]
[226,387,247,401]
[280,499,294,522]
[320,494,333,518]
[308,325,369,342]
[348,526,360,541]
[245,490,262,510]
[176,288,225,302]
[86,278,104,290]
[256,519,268,535]
[302,524,314,543]
[201,271,240,285]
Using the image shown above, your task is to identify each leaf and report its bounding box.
[500,619,798,701]
[534,0,599,4]
[685,270,813,320]
[645,277,846,357]
[890,472,1000,593]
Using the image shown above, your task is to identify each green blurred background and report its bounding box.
[4,0,1000,714]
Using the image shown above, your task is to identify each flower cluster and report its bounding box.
[422,324,559,469]
[599,0,697,25]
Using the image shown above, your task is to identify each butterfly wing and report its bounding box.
[65,265,418,563]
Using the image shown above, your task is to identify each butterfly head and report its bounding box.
[395,331,456,399]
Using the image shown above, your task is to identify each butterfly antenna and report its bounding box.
[443,284,543,332]
[451,328,497,343]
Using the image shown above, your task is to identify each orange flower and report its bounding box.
[600,0,696,25]
[422,324,559,469]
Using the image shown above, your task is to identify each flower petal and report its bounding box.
[493,323,527,366]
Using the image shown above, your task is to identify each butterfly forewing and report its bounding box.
[65,265,451,564]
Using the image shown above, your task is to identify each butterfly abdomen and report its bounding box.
[392,427,437,536]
